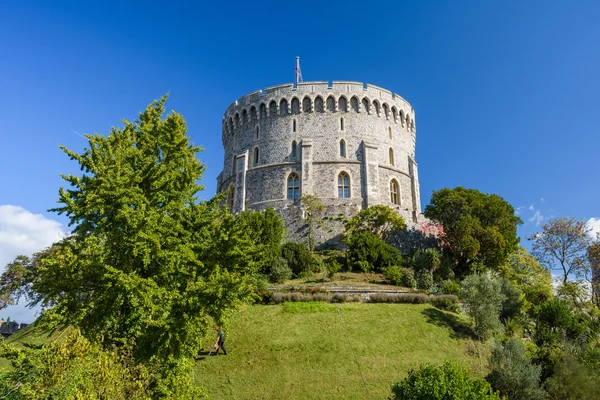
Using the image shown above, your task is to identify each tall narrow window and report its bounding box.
[233,134,238,150]
[255,126,259,140]
[338,172,350,198]
[389,148,394,166]
[340,117,344,130]
[293,119,297,132]
[339,139,346,158]
[390,179,400,205]
[291,141,297,160]
[287,173,300,200]
[254,147,259,166]
[388,127,392,139]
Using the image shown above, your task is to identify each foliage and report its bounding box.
[460,274,505,340]
[346,231,402,273]
[416,271,434,291]
[299,194,325,251]
[486,339,546,400]
[502,317,524,339]
[440,279,462,296]
[544,350,600,400]
[532,298,584,346]
[240,207,285,275]
[325,260,341,280]
[281,242,318,277]
[556,280,591,307]
[430,295,461,313]
[344,205,406,241]
[391,361,501,400]
[424,187,522,276]
[529,217,592,284]
[383,265,403,285]
[413,248,442,274]
[269,257,292,283]
[499,278,524,320]
[498,247,553,307]
[368,293,430,304]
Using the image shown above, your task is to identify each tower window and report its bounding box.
[338,172,350,199]
[340,117,344,131]
[389,148,394,166]
[339,139,346,158]
[293,119,297,132]
[254,147,259,166]
[390,179,400,205]
[287,173,300,200]
[388,127,392,139]
[292,141,297,160]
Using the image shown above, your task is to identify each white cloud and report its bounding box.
[528,209,544,226]
[515,206,525,215]
[529,204,535,211]
[0,205,66,323]
[587,217,600,240]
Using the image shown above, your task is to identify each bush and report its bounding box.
[430,295,461,313]
[383,265,404,286]
[401,268,417,288]
[269,257,292,283]
[533,298,584,346]
[500,278,524,320]
[331,293,349,303]
[347,231,402,273]
[281,242,317,278]
[544,350,600,400]
[486,339,546,400]
[326,260,342,280]
[391,361,501,400]
[440,279,461,296]
[460,274,505,341]
[369,293,430,304]
[416,271,434,291]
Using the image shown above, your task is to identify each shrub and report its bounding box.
[502,317,524,339]
[543,350,600,400]
[312,293,332,302]
[347,231,402,273]
[369,293,430,304]
[281,242,317,277]
[269,257,293,283]
[460,274,505,341]
[416,271,434,291]
[533,298,585,346]
[430,295,461,313]
[326,260,342,280]
[500,278,524,320]
[486,339,546,400]
[401,268,417,288]
[391,361,501,400]
[440,279,461,296]
[383,265,404,286]
[332,293,349,303]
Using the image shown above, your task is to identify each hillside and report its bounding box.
[194,303,489,400]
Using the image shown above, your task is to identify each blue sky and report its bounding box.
[1,1,599,321]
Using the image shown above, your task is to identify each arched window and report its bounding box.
[388,127,392,139]
[362,98,370,114]
[287,173,300,200]
[339,139,346,158]
[233,134,238,150]
[383,103,389,119]
[390,179,400,205]
[291,98,300,114]
[338,172,350,198]
[255,126,259,140]
[399,110,405,127]
[302,96,312,113]
[280,99,289,116]
[351,97,359,113]
[291,141,297,160]
[260,104,266,119]
[254,147,259,166]
[242,109,248,125]
[292,119,297,132]
[340,117,344,131]
[315,96,324,112]
[269,100,277,118]
[338,97,348,112]
[389,148,394,166]
[373,101,380,116]
[326,96,336,112]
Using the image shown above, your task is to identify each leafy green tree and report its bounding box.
[544,350,600,400]
[6,96,260,394]
[345,205,406,241]
[529,217,592,285]
[346,231,402,273]
[299,194,325,251]
[238,207,285,274]
[499,247,553,307]
[486,339,546,400]
[460,274,505,340]
[533,298,584,347]
[424,187,522,275]
[281,242,317,277]
[499,278,524,320]
[391,361,501,400]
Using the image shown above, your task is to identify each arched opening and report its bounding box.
[373,100,380,116]
[242,109,248,125]
[339,139,346,158]
[292,119,297,132]
[280,99,289,116]
[254,147,259,166]
[291,98,300,114]
[390,179,400,205]
[291,141,297,160]
[269,100,277,118]
[340,117,344,131]
[338,172,350,198]
[287,173,300,200]
[302,96,312,113]
[383,103,389,119]
[326,96,336,112]
[350,97,359,113]
[361,98,370,114]
[389,148,394,166]
[315,96,324,113]
[338,96,348,112]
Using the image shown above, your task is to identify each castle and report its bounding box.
[216,81,424,245]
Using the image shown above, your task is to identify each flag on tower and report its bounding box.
[295,57,303,86]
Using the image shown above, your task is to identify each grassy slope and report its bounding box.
[0,324,69,372]
[194,303,489,400]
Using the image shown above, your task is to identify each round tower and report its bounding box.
[216,81,423,245]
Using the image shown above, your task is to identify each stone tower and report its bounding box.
[216,81,423,245]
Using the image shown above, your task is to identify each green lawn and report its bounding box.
[194,303,489,400]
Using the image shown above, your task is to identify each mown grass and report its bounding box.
[278,271,406,290]
[194,303,489,400]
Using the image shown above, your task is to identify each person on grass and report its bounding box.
[213,326,227,355]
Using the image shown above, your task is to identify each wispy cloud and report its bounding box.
[586,217,600,240]
[529,209,544,225]
[515,206,525,215]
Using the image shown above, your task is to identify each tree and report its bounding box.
[486,339,546,400]
[424,187,522,275]
[460,274,505,340]
[346,231,402,273]
[238,207,285,274]
[391,361,501,400]
[498,247,553,307]
[529,217,592,284]
[344,205,406,241]
[11,96,260,392]
[299,194,325,251]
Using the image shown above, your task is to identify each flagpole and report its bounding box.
[295,57,300,87]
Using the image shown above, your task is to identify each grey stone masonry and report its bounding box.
[217,81,424,246]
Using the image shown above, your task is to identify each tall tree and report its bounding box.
[299,194,325,251]
[424,187,522,275]
[498,247,553,307]
[529,217,592,284]
[12,96,260,384]
[344,204,406,242]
